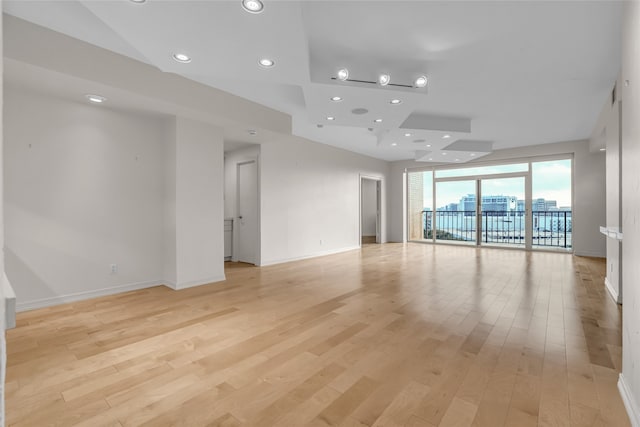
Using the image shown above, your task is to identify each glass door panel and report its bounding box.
[480,177,526,248]
[532,159,572,250]
[434,180,477,244]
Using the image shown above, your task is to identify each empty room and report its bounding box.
[1,1,639,426]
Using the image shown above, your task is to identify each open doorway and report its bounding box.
[224,144,260,266]
[361,176,382,245]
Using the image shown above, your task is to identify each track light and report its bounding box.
[337,68,349,81]
[415,75,428,88]
[378,74,390,86]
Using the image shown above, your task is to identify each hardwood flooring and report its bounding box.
[5,243,630,426]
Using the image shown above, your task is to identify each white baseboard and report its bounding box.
[16,280,165,312]
[619,374,640,427]
[605,277,622,304]
[166,275,226,290]
[574,250,606,258]
[259,245,361,267]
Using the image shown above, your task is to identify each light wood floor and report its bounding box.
[6,243,630,427]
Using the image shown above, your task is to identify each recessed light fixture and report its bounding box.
[442,152,447,155]
[428,158,433,161]
[85,94,107,104]
[390,99,402,105]
[258,58,275,68]
[374,118,383,123]
[248,129,257,135]
[599,148,606,151]
[172,53,191,63]
[242,0,264,14]
[331,96,342,102]
[391,143,398,146]
[443,134,451,139]
[415,75,428,88]
[470,153,476,156]
[326,116,335,121]
[404,133,412,137]
[129,0,146,3]
[455,158,460,161]
[378,74,391,86]
[426,144,431,147]
[337,68,349,81]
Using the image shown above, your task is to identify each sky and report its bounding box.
[419,159,572,209]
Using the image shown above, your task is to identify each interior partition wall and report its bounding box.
[407,155,573,251]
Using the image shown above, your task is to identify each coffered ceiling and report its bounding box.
[3,0,623,162]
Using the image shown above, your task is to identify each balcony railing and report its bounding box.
[421,210,572,248]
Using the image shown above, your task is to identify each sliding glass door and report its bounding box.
[480,176,526,248]
[407,156,572,252]
[434,180,477,244]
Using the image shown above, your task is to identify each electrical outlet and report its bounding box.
[110,264,118,274]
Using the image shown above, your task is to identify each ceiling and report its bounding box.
[3,0,623,162]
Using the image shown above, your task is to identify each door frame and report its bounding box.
[359,174,384,246]
[233,158,261,265]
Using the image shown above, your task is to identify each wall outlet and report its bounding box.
[110,264,118,274]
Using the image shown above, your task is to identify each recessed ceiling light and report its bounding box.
[599,148,606,151]
[85,94,107,104]
[172,53,191,63]
[455,158,460,161]
[426,144,431,147]
[404,133,411,137]
[415,75,428,88]
[337,68,349,81]
[470,153,476,156]
[443,134,451,139]
[442,152,447,155]
[248,129,257,135]
[378,74,390,86]
[258,58,275,68]
[331,96,342,102]
[129,0,146,3]
[242,0,264,13]
[374,118,383,123]
[390,99,402,105]
[326,116,335,121]
[391,143,398,146]
[428,158,433,161]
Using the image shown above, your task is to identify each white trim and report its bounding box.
[260,245,360,267]
[3,273,17,330]
[618,374,640,427]
[574,250,606,258]
[605,277,622,304]
[171,275,226,290]
[16,279,166,312]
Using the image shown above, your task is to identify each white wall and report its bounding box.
[361,178,377,236]
[4,88,168,310]
[604,96,623,303]
[1,4,7,423]
[388,140,606,258]
[619,2,640,425]
[171,117,225,289]
[259,136,389,266]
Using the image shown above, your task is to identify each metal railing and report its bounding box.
[422,210,572,248]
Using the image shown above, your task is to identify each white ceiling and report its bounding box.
[3,0,623,162]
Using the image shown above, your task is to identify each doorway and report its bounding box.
[360,177,382,245]
[235,160,258,264]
